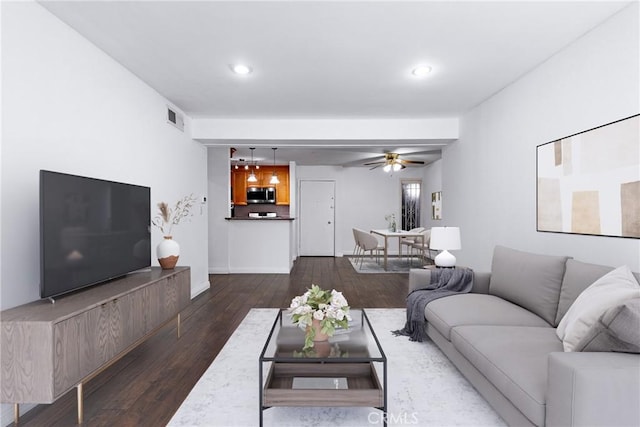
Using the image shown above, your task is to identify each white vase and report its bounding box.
[157,236,180,269]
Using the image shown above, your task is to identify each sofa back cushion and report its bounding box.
[489,246,570,325]
[555,259,614,325]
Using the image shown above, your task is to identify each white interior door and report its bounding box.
[299,180,335,256]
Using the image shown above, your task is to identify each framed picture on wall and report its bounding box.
[432,191,442,220]
[536,114,639,239]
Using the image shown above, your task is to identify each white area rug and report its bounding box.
[168,309,505,427]
[347,256,429,273]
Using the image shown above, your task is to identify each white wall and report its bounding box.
[207,147,231,273]
[1,1,210,312]
[444,3,640,271]
[296,165,426,256]
[228,220,293,273]
[421,159,443,230]
[192,117,458,142]
[288,161,299,264]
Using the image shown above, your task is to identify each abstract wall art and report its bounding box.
[537,114,640,239]
[432,191,442,220]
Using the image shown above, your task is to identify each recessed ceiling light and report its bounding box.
[411,65,432,77]
[231,64,252,75]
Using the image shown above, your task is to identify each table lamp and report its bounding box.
[430,227,461,267]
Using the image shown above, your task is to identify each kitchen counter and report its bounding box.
[225,216,295,220]
[226,219,295,273]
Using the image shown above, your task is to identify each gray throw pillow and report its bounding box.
[574,298,640,353]
[489,246,570,325]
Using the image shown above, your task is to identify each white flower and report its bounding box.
[292,304,312,316]
[331,290,348,307]
[313,310,324,320]
[289,296,303,309]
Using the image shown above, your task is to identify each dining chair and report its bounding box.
[410,229,433,266]
[400,227,425,260]
[352,228,363,257]
[352,228,369,265]
[355,229,384,268]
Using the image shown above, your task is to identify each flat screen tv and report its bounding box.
[40,170,151,299]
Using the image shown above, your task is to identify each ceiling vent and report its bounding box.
[167,106,184,132]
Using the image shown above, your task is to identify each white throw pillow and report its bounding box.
[556,265,640,352]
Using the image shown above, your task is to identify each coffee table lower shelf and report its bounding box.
[260,361,387,426]
[263,362,384,408]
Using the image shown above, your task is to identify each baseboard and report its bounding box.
[1,403,36,427]
[208,267,229,274]
[191,280,210,299]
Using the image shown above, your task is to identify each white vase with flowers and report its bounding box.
[152,194,197,269]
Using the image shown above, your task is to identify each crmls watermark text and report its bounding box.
[368,411,419,425]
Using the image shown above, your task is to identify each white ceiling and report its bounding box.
[40,0,631,166]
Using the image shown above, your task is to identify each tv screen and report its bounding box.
[40,170,151,299]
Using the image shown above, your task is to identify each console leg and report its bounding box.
[77,383,83,424]
[14,403,19,425]
[177,313,181,339]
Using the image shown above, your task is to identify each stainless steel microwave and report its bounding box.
[247,187,276,204]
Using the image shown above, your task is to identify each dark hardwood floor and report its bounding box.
[15,256,408,427]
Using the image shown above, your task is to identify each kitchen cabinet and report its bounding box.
[232,169,248,205]
[272,166,290,205]
[231,166,289,205]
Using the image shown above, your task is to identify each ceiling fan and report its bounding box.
[364,153,425,172]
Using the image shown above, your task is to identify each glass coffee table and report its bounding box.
[259,309,387,426]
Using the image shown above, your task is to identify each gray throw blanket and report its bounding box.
[393,268,473,342]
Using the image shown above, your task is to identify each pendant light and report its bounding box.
[247,147,258,182]
[269,148,280,184]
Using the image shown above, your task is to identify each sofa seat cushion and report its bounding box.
[425,294,550,341]
[451,325,563,427]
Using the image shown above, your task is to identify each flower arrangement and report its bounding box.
[152,194,198,236]
[288,284,351,350]
[385,213,397,232]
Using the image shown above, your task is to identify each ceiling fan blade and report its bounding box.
[369,164,384,170]
[401,159,425,165]
[363,161,385,166]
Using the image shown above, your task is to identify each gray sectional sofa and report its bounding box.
[409,246,640,427]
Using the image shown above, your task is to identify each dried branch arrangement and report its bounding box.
[152,194,198,236]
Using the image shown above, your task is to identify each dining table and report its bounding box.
[370,228,425,271]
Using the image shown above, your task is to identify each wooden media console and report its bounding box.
[0,267,190,424]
